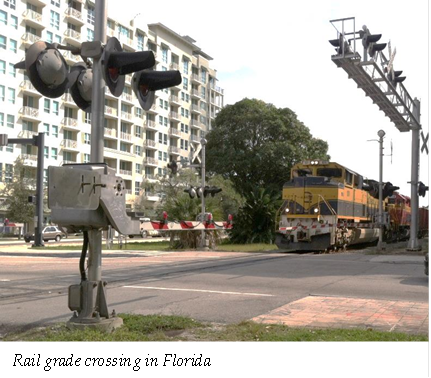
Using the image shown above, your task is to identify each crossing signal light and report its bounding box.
[387,70,406,89]
[204,186,222,197]
[328,33,352,55]
[68,62,93,113]
[360,25,386,59]
[382,182,399,199]
[184,187,197,199]
[101,37,155,97]
[132,69,182,111]
[167,160,178,175]
[418,182,429,197]
[14,41,69,98]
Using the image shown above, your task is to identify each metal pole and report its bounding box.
[377,130,385,249]
[200,138,207,248]
[87,0,107,281]
[33,133,45,247]
[407,99,421,251]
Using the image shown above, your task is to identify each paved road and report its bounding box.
[0,245,428,336]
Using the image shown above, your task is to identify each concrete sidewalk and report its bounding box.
[253,295,429,335]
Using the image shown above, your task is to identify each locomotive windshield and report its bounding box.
[316,168,342,178]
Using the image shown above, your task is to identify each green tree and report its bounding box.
[1,157,36,224]
[206,98,329,196]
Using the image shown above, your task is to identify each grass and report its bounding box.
[3,314,427,342]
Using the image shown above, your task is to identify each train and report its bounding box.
[275,160,428,251]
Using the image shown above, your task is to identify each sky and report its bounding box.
[111,0,429,204]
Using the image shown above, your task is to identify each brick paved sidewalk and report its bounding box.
[253,296,429,335]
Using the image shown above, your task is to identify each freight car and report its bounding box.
[275,160,428,251]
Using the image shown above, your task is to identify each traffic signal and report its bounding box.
[101,37,155,97]
[360,25,387,59]
[418,182,429,197]
[68,62,93,113]
[184,187,197,199]
[196,187,204,199]
[204,186,222,197]
[387,70,406,89]
[132,69,182,111]
[382,182,399,199]
[328,33,351,55]
[14,41,69,98]
[167,160,178,175]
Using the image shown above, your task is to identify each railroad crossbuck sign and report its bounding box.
[421,132,429,155]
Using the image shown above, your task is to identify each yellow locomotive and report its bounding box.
[275,160,389,251]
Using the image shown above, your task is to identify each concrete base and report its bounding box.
[66,316,123,333]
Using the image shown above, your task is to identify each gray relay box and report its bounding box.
[48,163,139,235]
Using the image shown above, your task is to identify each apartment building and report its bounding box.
[0,0,224,221]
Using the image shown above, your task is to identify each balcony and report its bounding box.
[65,7,84,26]
[21,33,41,47]
[168,128,181,138]
[121,111,133,122]
[168,111,180,122]
[143,139,158,149]
[146,104,157,114]
[144,157,158,166]
[63,50,81,65]
[19,107,40,122]
[191,73,201,84]
[190,134,200,143]
[62,93,78,107]
[190,119,201,129]
[105,106,118,118]
[191,89,200,99]
[144,120,157,130]
[61,139,78,150]
[20,154,38,167]
[120,132,132,141]
[120,169,132,176]
[168,146,180,155]
[64,29,81,46]
[104,127,117,139]
[121,93,134,104]
[191,104,201,114]
[19,80,42,97]
[19,130,38,138]
[169,95,180,105]
[211,83,224,94]
[61,117,79,129]
[22,9,44,29]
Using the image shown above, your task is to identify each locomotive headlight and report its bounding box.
[285,208,290,213]
[313,208,319,213]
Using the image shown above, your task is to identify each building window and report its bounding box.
[51,147,57,160]
[0,113,3,126]
[84,133,91,145]
[44,146,49,158]
[43,169,48,184]
[162,48,168,64]
[0,10,7,26]
[87,6,95,25]
[46,31,53,44]
[163,152,167,161]
[51,0,60,7]
[0,85,4,101]
[50,10,60,30]
[158,133,163,144]
[43,123,49,135]
[158,151,162,160]
[183,77,188,91]
[9,39,17,53]
[84,112,91,124]
[0,60,5,74]
[135,145,141,156]
[8,63,15,77]
[6,144,13,153]
[4,164,13,182]
[10,15,17,29]
[137,34,144,51]
[53,101,59,115]
[135,163,141,174]
[87,28,94,41]
[135,125,142,138]
[55,34,61,44]
[52,125,58,138]
[0,35,5,50]
[6,115,14,128]
[201,70,207,84]
[83,153,90,163]
[135,181,141,195]
[183,60,188,75]
[4,0,15,10]
[8,88,15,104]
[44,99,50,113]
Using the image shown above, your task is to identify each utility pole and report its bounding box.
[200,138,207,249]
[377,130,385,250]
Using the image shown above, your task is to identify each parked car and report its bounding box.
[24,226,67,243]
[140,218,160,238]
